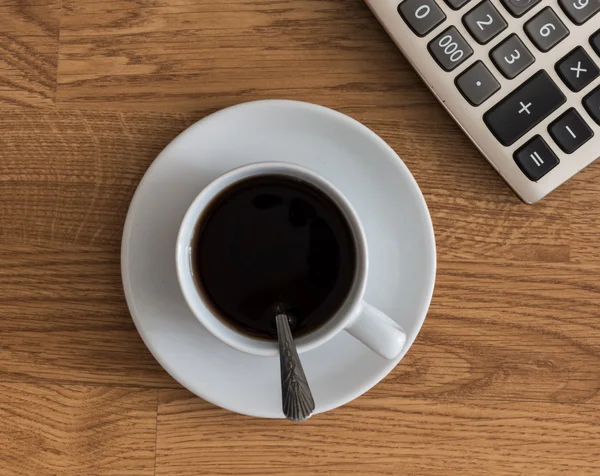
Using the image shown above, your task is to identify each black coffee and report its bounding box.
[191,174,356,340]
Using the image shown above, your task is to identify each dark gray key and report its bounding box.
[548,108,594,154]
[444,0,471,9]
[490,34,535,79]
[484,71,566,146]
[455,61,501,105]
[428,26,473,71]
[463,1,508,44]
[501,0,541,17]
[398,0,446,37]
[559,0,600,25]
[591,29,600,56]
[514,136,559,181]
[583,86,600,125]
[524,7,569,52]
[556,47,599,92]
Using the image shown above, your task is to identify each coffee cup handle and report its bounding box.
[345,302,406,360]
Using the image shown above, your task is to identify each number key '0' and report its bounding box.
[428,26,473,71]
[398,0,447,37]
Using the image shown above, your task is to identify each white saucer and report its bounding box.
[121,100,436,418]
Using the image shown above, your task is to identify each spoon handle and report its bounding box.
[275,313,315,422]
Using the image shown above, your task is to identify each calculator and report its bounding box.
[365,0,600,203]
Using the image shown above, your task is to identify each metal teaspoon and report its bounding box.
[274,305,315,422]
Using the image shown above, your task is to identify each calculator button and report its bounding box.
[455,61,501,106]
[524,7,569,52]
[484,71,566,146]
[463,1,508,45]
[583,86,600,125]
[549,109,594,153]
[591,30,600,56]
[556,47,599,92]
[514,136,559,181]
[444,0,471,9]
[490,34,535,79]
[398,0,446,37]
[559,0,600,25]
[501,0,541,17]
[428,26,474,71]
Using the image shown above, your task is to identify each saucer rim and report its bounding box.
[121,99,437,417]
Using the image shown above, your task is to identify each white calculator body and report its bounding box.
[365,0,600,203]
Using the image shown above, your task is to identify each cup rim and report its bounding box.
[175,162,369,357]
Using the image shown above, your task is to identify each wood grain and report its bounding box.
[569,165,600,265]
[57,0,414,112]
[0,0,59,107]
[0,384,157,475]
[1,0,600,474]
[377,260,600,404]
[156,389,600,475]
[0,109,195,249]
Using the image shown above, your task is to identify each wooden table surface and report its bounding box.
[2,0,600,474]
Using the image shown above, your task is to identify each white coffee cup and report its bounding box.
[176,162,406,359]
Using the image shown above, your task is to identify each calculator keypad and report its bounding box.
[490,34,535,79]
[428,26,473,71]
[463,1,508,45]
[583,86,600,125]
[398,0,446,37]
[484,71,566,146]
[389,0,600,196]
[524,7,569,52]
[591,29,600,56]
[514,136,560,181]
[548,108,594,153]
[500,0,541,18]
[559,0,600,25]
[556,47,599,92]
[455,61,500,105]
